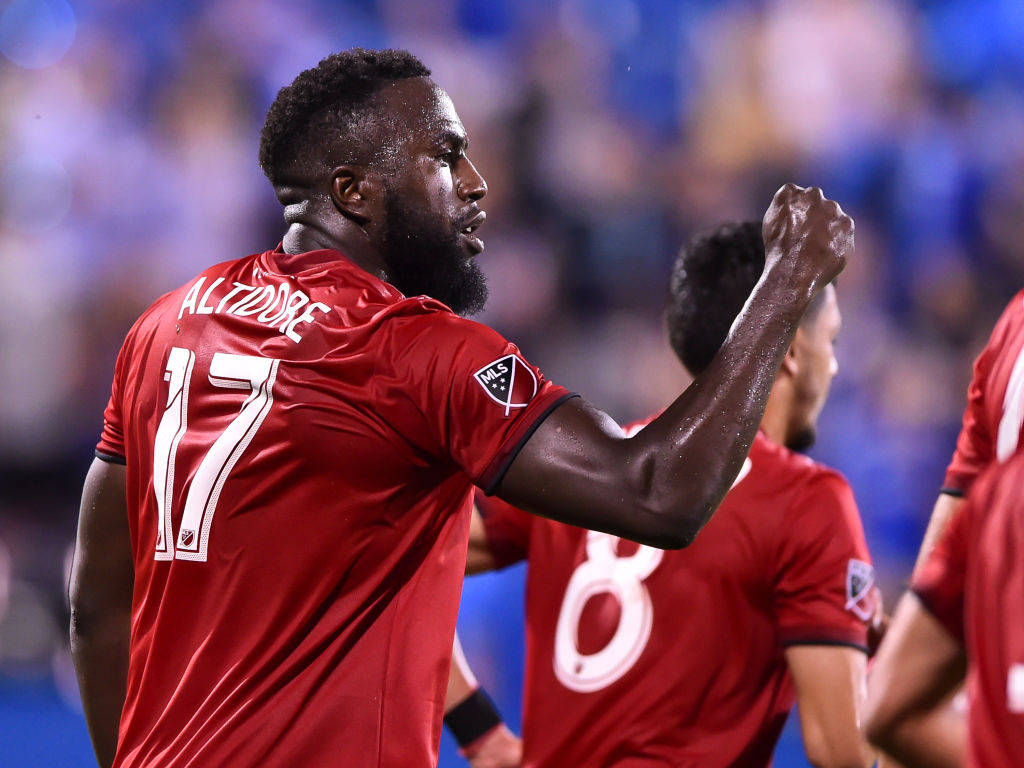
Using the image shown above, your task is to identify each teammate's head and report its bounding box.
[666,221,840,451]
[259,48,489,315]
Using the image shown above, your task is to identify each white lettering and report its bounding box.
[196,277,224,315]
[178,278,205,319]
[176,277,328,342]
[257,284,290,323]
[228,287,261,314]
[272,291,309,332]
[285,301,330,342]
[234,286,276,317]
[216,282,251,313]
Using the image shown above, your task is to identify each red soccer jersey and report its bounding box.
[913,451,1024,768]
[945,289,1024,493]
[479,429,874,767]
[95,247,572,768]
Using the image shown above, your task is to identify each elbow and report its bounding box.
[628,452,718,550]
[631,499,712,550]
[862,710,897,755]
[861,695,901,757]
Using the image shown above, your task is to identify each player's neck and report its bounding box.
[759,389,789,447]
[281,222,387,280]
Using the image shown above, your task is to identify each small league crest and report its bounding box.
[473,354,538,416]
[845,558,876,621]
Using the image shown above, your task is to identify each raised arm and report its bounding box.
[497,184,853,548]
[69,458,134,768]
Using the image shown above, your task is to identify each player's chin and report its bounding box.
[459,231,485,256]
[785,425,817,453]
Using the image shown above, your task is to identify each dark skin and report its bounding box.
[71,75,853,764]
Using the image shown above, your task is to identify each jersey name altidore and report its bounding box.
[473,354,538,416]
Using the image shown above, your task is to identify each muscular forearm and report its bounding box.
[625,268,810,543]
[499,185,850,549]
[501,270,812,549]
[70,609,130,767]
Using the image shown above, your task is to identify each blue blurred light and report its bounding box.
[0,0,75,69]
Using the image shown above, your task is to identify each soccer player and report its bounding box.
[68,49,852,768]
[912,288,1024,570]
[864,450,1024,768]
[448,221,878,768]
[863,291,1024,767]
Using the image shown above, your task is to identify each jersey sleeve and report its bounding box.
[944,341,997,494]
[95,335,131,464]
[383,308,575,492]
[910,498,970,643]
[474,489,533,568]
[773,470,874,652]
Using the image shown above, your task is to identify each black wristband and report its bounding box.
[444,687,503,748]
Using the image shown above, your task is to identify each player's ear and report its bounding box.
[780,341,800,378]
[329,166,378,225]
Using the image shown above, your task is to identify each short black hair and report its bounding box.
[259,48,430,186]
[665,221,830,375]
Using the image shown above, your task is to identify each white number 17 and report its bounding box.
[152,347,280,562]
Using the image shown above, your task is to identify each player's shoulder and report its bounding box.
[748,435,855,510]
[376,296,508,350]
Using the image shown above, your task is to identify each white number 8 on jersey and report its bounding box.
[553,531,663,693]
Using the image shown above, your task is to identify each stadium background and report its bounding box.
[0,0,1021,764]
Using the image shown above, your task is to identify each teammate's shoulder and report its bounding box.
[752,435,852,495]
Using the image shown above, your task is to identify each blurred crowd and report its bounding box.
[2,0,1024,762]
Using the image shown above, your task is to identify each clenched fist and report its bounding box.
[762,183,853,302]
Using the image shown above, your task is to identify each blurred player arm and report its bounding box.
[912,492,963,572]
[498,185,854,549]
[445,635,522,768]
[786,645,874,768]
[69,458,134,768]
[466,504,500,574]
[863,593,966,768]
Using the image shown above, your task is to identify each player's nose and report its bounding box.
[458,156,487,202]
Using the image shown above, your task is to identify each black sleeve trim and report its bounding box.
[939,486,964,498]
[94,449,127,465]
[481,392,579,496]
[781,638,869,655]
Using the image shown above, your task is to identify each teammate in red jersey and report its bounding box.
[865,449,1024,768]
[69,48,853,768]
[862,290,1024,767]
[448,221,878,768]
[913,288,1024,570]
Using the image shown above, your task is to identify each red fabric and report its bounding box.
[944,290,1024,493]
[482,427,873,768]
[95,248,569,768]
[914,453,1024,768]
